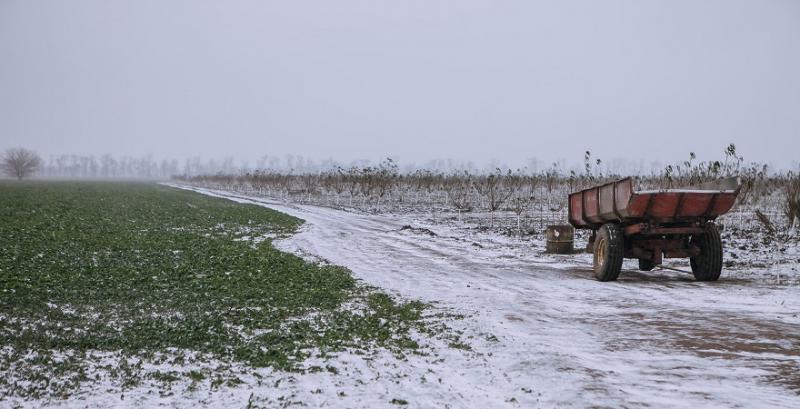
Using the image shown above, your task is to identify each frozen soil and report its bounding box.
[162,185,800,408]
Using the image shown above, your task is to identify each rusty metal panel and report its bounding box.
[568,193,587,227]
[583,187,602,223]
[648,192,681,220]
[626,194,650,219]
[711,193,737,216]
[598,183,616,219]
[615,178,633,218]
[568,176,740,229]
[678,194,713,218]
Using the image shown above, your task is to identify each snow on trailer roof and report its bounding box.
[636,188,739,194]
[635,176,740,195]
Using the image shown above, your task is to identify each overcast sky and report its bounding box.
[2,0,799,170]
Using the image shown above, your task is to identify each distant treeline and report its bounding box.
[37,154,255,179]
[38,154,181,179]
[13,144,799,181]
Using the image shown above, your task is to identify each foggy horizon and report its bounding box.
[17,146,787,180]
[3,1,799,171]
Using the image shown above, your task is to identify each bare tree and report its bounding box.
[444,170,474,221]
[506,170,535,236]
[474,168,514,228]
[343,166,361,206]
[300,173,320,201]
[784,171,800,232]
[373,158,398,209]
[1,148,42,180]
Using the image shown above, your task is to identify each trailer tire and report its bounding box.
[639,259,655,271]
[593,223,624,281]
[690,223,723,281]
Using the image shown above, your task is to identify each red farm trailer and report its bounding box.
[568,177,740,281]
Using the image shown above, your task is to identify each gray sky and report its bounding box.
[2,0,799,170]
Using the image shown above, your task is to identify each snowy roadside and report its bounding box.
[160,184,800,408]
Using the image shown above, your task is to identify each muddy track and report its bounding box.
[179,186,800,408]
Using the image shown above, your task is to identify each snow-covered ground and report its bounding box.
[134,185,799,408]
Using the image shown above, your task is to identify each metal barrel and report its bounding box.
[545,225,574,254]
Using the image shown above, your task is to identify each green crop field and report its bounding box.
[0,182,427,400]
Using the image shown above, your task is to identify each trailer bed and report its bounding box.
[568,177,739,229]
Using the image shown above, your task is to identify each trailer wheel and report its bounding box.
[593,223,624,281]
[639,259,655,271]
[690,223,723,281]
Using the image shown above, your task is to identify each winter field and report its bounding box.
[2,171,800,408]
[4,0,800,407]
[168,159,800,408]
[0,182,447,408]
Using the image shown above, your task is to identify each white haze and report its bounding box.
[1,0,799,171]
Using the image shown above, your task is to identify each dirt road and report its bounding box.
[181,186,800,408]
